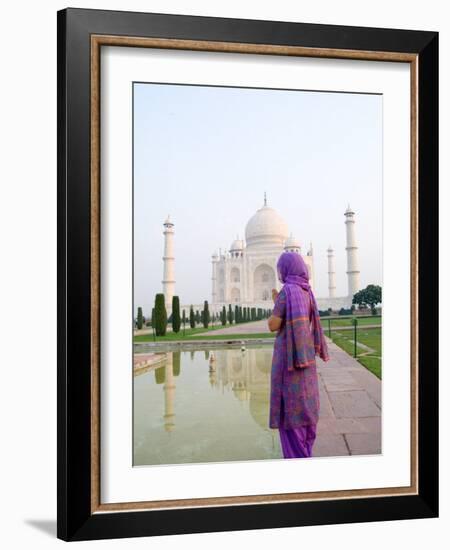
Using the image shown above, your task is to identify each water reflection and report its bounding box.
[133,346,282,466]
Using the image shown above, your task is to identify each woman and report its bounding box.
[268,251,330,458]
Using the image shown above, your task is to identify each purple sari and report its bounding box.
[269,252,330,458]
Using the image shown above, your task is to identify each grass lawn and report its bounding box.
[321,315,381,329]
[357,356,382,379]
[330,327,382,380]
[133,325,273,343]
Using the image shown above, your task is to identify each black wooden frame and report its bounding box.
[57,7,438,541]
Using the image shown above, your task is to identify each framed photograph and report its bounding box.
[57,7,438,541]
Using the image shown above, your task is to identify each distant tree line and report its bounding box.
[135,286,381,330]
[135,297,272,334]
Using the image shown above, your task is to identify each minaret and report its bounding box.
[327,245,336,298]
[306,242,315,291]
[162,215,175,310]
[211,251,219,304]
[344,205,360,298]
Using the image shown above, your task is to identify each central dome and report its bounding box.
[245,203,289,247]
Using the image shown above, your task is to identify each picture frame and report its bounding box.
[57,7,438,541]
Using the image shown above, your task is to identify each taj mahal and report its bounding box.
[161,195,361,313]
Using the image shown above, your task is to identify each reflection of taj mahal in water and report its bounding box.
[161,194,361,312]
[147,348,276,433]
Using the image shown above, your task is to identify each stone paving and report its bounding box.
[314,339,381,456]
[197,319,273,336]
[199,320,382,457]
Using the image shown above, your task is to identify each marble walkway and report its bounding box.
[197,319,276,335]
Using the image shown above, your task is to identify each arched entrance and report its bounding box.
[230,287,241,302]
[253,264,276,302]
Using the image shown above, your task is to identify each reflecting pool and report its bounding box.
[133,345,282,466]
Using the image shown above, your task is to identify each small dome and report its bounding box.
[245,204,289,247]
[284,234,300,250]
[230,238,244,252]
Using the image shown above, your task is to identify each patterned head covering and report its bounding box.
[276,252,329,370]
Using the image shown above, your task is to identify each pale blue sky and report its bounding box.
[134,82,382,315]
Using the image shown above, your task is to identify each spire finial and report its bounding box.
[264,192,267,206]
[164,214,173,227]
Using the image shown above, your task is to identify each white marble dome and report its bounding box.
[230,238,244,251]
[284,234,301,250]
[245,204,289,247]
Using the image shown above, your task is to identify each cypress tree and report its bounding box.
[203,300,210,329]
[137,306,143,330]
[221,305,227,326]
[234,304,239,323]
[172,295,181,333]
[189,305,196,329]
[151,307,155,327]
[172,296,181,333]
[228,304,234,324]
[154,294,167,336]
[195,310,200,323]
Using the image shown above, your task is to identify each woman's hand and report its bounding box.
[268,315,282,333]
[271,288,279,303]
